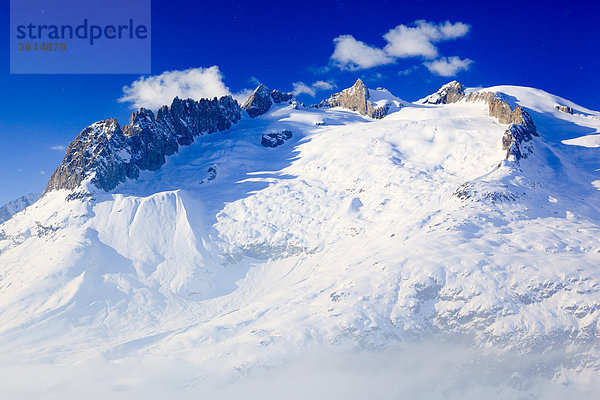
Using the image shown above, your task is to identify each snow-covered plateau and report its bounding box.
[1,81,600,399]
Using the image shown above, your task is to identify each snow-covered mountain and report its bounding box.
[0,192,40,224]
[1,79,600,398]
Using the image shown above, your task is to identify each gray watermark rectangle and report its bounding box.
[10,0,151,74]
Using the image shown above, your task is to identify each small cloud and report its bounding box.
[248,76,261,85]
[369,72,386,81]
[383,20,470,59]
[119,66,250,110]
[307,64,332,75]
[292,82,316,97]
[39,170,46,175]
[424,56,472,77]
[329,20,471,74]
[438,21,471,39]
[331,35,394,70]
[292,80,337,97]
[398,65,419,76]
[312,80,336,91]
[50,145,66,151]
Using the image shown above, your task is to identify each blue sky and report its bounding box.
[0,0,599,205]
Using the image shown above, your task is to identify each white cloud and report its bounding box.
[119,66,247,110]
[49,145,66,151]
[292,80,337,97]
[384,20,470,59]
[438,21,470,39]
[39,170,46,175]
[331,35,394,70]
[330,21,471,73]
[312,80,336,91]
[292,82,316,97]
[424,56,473,77]
[383,25,438,59]
[398,65,419,76]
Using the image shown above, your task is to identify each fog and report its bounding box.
[3,341,598,399]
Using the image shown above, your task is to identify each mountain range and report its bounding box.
[1,78,600,398]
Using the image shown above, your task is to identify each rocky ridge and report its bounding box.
[0,193,40,224]
[45,84,297,195]
[316,78,391,119]
[242,84,294,118]
[418,80,466,105]
[44,80,538,197]
[421,81,538,160]
[44,95,242,194]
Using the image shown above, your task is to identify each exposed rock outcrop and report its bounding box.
[475,94,538,160]
[242,85,295,118]
[44,96,242,194]
[500,112,537,160]
[243,84,273,118]
[271,89,294,104]
[261,130,292,148]
[555,104,574,114]
[317,79,390,119]
[421,82,538,160]
[418,80,465,105]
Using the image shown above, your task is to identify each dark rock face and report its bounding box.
[242,85,295,118]
[261,130,293,148]
[243,84,274,118]
[44,96,242,194]
[555,105,574,114]
[418,81,465,105]
[479,94,538,160]
[200,165,218,184]
[500,111,537,160]
[318,79,389,119]
[370,103,390,119]
[271,89,294,103]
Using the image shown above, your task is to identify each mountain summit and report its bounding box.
[317,78,400,118]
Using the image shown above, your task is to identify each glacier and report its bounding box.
[1,81,600,398]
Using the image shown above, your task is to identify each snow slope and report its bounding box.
[0,192,39,224]
[1,86,600,397]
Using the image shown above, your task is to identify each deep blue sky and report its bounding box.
[0,0,599,204]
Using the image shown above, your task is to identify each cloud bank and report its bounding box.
[330,20,472,77]
[331,35,394,70]
[2,342,598,400]
[119,66,251,110]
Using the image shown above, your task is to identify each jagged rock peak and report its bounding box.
[44,95,242,194]
[319,78,390,119]
[418,81,465,105]
[347,78,370,98]
[271,89,294,104]
[242,85,295,118]
[242,84,272,118]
